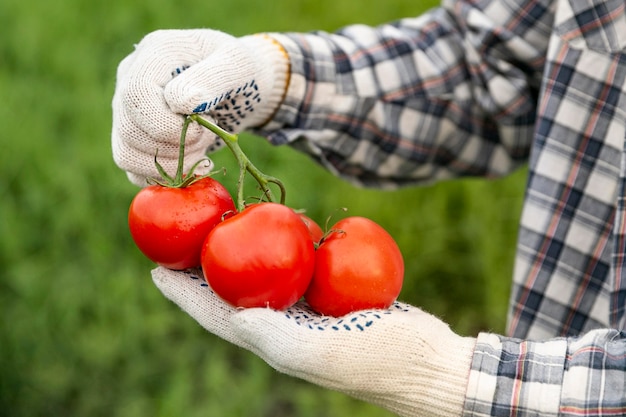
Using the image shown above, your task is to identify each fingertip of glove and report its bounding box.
[151,267,214,305]
[151,266,175,288]
[126,171,150,187]
[152,267,197,290]
[152,266,199,282]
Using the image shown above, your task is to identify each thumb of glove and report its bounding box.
[164,34,289,133]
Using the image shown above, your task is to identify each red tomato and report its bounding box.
[128,177,235,270]
[202,203,315,309]
[304,216,404,316]
[297,213,324,243]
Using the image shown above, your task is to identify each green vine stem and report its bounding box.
[189,114,286,211]
[150,116,214,188]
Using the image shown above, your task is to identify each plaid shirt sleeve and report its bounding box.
[258,0,554,188]
[465,329,626,416]
[257,0,626,415]
[493,0,626,413]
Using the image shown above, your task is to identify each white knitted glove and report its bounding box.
[112,29,290,186]
[152,267,476,417]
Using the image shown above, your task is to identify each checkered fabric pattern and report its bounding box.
[253,0,626,414]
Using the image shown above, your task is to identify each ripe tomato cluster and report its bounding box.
[127,115,404,316]
[129,189,404,316]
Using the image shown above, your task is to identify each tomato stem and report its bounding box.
[190,114,286,211]
[174,116,192,184]
[150,116,216,188]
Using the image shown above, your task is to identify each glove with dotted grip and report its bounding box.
[152,267,475,417]
[111,29,289,186]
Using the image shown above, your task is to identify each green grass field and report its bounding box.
[0,0,528,415]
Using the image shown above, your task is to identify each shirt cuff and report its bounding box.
[560,329,626,415]
[463,333,567,416]
[253,32,339,145]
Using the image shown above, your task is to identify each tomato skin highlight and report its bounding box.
[128,177,235,270]
[201,203,316,310]
[305,216,404,317]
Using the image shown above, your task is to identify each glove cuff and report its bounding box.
[416,335,475,417]
[240,34,290,128]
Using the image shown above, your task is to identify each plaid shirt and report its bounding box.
[260,0,626,414]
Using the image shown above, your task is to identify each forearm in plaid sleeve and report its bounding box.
[256,0,554,188]
[561,329,626,416]
[463,330,626,416]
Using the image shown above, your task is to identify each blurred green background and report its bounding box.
[0,0,528,415]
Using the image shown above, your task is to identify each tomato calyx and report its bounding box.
[317,228,345,248]
[148,116,221,188]
[315,207,349,248]
[189,114,286,212]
